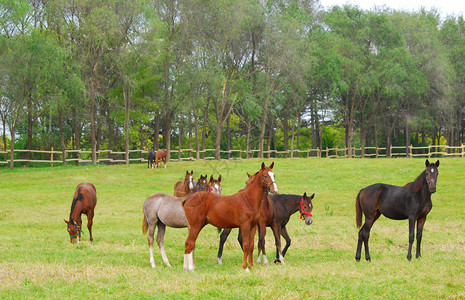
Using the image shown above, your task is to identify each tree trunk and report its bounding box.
[178,113,184,161]
[9,120,17,170]
[59,109,66,166]
[226,114,231,159]
[72,106,81,166]
[26,95,33,167]
[89,91,97,164]
[215,119,223,160]
[123,77,131,165]
[283,119,289,158]
[267,117,274,159]
[201,98,210,159]
[258,96,270,158]
[154,111,160,150]
[188,113,193,160]
[246,118,252,159]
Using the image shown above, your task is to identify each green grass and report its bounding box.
[1,158,464,299]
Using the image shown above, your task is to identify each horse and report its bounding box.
[148,149,156,169]
[155,148,167,168]
[355,159,440,261]
[192,174,208,193]
[208,175,222,194]
[217,192,314,265]
[142,185,223,268]
[174,170,194,197]
[63,183,97,243]
[182,162,278,272]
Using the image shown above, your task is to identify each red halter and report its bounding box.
[299,197,312,220]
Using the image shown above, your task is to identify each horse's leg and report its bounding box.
[147,221,157,268]
[237,228,244,250]
[87,211,94,243]
[156,222,171,267]
[239,225,251,271]
[257,222,268,264]
[416,217,426,259]
[357,212,380,262]
[280,226,291,258]
[184,224,202,272]
[407,217,416,261]
[247,224,257,268]
[271,223,285,265]
[217,228,232,264]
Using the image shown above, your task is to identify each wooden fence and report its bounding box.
[0,144,464,167]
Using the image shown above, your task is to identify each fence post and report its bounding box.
[408,145,412,158]
[376,146,379,158]
[51,147,54,167]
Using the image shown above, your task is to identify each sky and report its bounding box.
[319,0,465,19]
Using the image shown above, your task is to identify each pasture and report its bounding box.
[1,158,464,299]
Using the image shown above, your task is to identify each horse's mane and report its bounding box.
[69,186,83,222]
[407,170,426,193]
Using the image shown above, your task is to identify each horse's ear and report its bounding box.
[310,193,315,200]
[191,170,193,175]
[247,172,252,178]
[186,170,189,175]
[218,175,221,182]
[269,161,274,169]
[435,160,440,168]
[210,175,213,182]
[261,162,265,170]
[64,219,69,224]
[425,159,430,167]
[303,192,307,198]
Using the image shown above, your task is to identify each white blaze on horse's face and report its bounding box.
[268,171,278,193]
[188,176,194,190]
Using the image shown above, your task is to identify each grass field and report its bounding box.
[1,158,464,299]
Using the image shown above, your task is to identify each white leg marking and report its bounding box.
[263,255,269,265]
[279,254,285,265]
[245,267,250,273]
[217,257,222,264]
[160,245,171,267]
[149,246,156,268]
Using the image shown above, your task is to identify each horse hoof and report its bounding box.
[245,267,250,273]
[217,258,222,265]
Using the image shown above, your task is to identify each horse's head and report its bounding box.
[209,175,222,194]
[185,170,194,190]
[64,219,80,243]
[299,192,314,225]
[425,159,440,193]
[260,162,278,193]
[197,175,208,191]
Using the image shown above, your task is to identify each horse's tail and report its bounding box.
[142,208,148,235]
[356,190,363,228]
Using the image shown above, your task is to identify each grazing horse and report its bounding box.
[155,149,167,168]
[208,175,222,194]
[148,150,156,169]
[192,175,208,193]
[174,170,194,197]
[217,192,314,265]
[64,183,97,243]
[182,162,278,272]
[355,159,440,261]
[142,186,223,268]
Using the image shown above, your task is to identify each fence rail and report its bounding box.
[1,144,464,167]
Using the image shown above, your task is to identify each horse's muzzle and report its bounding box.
[305,218,313,225]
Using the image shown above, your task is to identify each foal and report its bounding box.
[174,170,194,197]
[64,183,97,243]
[182,162,278,272]
[355,159,439,261]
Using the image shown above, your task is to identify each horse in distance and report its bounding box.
[155,149,167,168]
[355,159,439,261]
[148,150,156,169]
[64,183,97,243]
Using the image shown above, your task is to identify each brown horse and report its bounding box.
[64,183,97,243]
[192,174,209,193]
[155,149,167,168]
[355,159,439,261]
[208,175,222,194]
[174,170,194,197]
[182,162,278,272]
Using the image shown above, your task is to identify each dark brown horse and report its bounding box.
[192,175,208,193]
[148,149,156,169]
[155,149,167,168]
[174,170,194,197]
[355,159,439,261]
[182,162,278,272]
[217,192,314,265]
[64,183,97,243]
